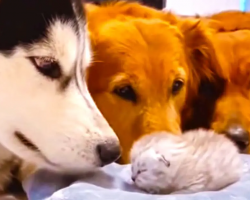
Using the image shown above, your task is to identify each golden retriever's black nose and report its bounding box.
[224,125,249,152]
[97,142,121,166]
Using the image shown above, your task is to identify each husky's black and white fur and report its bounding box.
[0,0,120,196]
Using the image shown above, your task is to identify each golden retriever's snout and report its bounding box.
[223,125,249,152]
[96,140,121,166]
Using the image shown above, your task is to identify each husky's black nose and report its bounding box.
[97,142,121,166]
[224,125,249,152]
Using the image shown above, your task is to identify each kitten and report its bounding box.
[130,129,243,194]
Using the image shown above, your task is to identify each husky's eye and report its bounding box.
[172,79,184,95]
[29,56,62,79]
[113,85,137,102]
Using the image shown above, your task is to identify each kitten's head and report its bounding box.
[131,148,174,194]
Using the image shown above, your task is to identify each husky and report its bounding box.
[0,0,121,197]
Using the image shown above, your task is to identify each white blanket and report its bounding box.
[23,154,250,200]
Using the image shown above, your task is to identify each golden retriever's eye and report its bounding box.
[28,56,62,79]
[113,85,136,102]
[172,79,184,95]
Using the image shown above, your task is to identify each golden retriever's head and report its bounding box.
[86,1,221,163]
[212,82,250,153]
[210,30,250,153]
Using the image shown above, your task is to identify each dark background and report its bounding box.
[140,0,165,9]
[83,0,165,10]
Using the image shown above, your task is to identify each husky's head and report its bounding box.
[0,0,120,173]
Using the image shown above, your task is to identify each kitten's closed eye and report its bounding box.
[132,169,147,182]
[138,169,147,174]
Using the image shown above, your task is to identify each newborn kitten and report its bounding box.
[130,129,243,194]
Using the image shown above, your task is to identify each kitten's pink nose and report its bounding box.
[131,175,136,182]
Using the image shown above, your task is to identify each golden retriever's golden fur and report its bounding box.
[177,10,250,152]
[208,30,250,153]
[85,1,223,163]
[177,10,250,33]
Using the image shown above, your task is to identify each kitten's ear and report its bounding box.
[156,154,170,167]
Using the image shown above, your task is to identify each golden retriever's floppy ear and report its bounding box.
[199,18,225,32]
[179,19,221,82]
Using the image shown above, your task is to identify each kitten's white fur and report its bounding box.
[130,129,243,194]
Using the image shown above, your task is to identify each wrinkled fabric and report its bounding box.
[23,154,250,200]
[164,0,242,15]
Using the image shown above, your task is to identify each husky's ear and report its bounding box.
[179,19,221,82]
